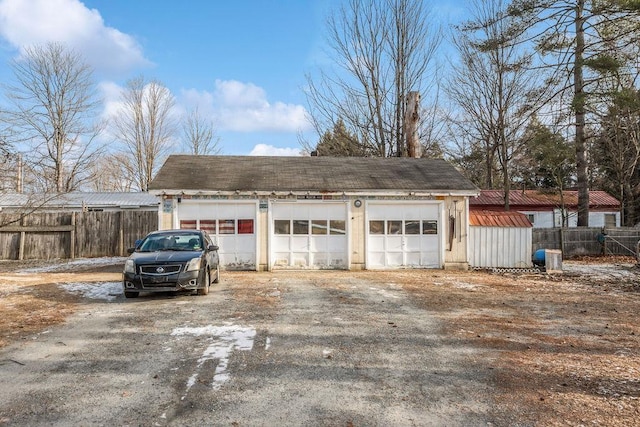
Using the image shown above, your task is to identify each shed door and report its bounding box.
[177,201,257,270]
[271,202,348,269]
[366,202,441,269]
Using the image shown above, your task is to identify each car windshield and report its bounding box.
[138,233,203,252]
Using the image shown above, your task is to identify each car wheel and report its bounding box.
[198,269,210,295]
[124,291,139,298]
[213,264,220,284]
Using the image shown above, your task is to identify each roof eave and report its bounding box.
[151,189,480,198]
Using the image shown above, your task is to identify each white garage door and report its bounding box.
[177,201,257,270]
[367,202,442,269]
[271,201,348,270]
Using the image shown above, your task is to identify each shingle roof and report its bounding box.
[470,190,620,209]
[469,210,532,228]
[149,155,479,194]
[0,192,158,208]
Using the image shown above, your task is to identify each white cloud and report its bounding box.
[98,81,124,120]
[249,144,302,156]
[180,79,312,133]
[0,0,149,74]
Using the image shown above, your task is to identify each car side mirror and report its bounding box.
[208,245,219,251]
[126,247,136,254]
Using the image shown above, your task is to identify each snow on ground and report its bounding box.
[60,282,122,301]
[563,262,639,281]
[171,324,256,399]
[17,257,126,274]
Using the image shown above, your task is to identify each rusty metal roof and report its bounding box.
[469,210,533,228]
[470,190,620,209]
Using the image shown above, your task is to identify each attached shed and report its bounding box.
[149,155,480,271]
[469,210,533,269]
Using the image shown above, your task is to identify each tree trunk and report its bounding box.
[405,91,421,158]
[575,0,589,226]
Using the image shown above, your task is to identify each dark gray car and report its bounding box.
[122,229,220,298]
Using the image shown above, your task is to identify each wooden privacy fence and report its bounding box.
[0,211,158,260]
[533,227,640,258]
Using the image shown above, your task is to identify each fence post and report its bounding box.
[18,231,25,261]
[119,211,124,257]
[18,215,25,260]
[70,212,76,259]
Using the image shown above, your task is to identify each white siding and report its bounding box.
[518,210,619,228]
[469,226,532,268]
[588,212,620,228]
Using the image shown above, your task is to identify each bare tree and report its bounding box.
[111,76,176,191]
[1,42,103,192]
[88,153,137,192]
[446,0,542,208]
[181,107,220,155]
[304,0,441,157]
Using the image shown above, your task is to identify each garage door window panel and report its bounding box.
[388,220,402,235]
[311,220,327,235]
[274,220,290,234]
[293,220,309,234]
[405,220,420,235]
[423,220,438,234]
[219,220,235,234]
[180,220,197,229]
[330,220,346,235]
[238,219,254,234]
[369,220,385,234]
[200,219,216,234]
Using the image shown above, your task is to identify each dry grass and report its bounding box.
[0,259,638,424]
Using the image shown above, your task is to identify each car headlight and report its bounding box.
[124,259,136,274]
[185,257,201,272]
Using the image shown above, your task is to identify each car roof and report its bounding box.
[148,229,203,236]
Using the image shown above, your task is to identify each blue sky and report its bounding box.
[0,0,467,156]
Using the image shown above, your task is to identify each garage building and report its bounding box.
[149,155,479,271]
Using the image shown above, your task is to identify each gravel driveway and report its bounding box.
[0,271,497,426]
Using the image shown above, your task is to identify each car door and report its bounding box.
[204,234,219,267]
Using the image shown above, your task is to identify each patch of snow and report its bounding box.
[563,262,638,280]
[172,323,256,398]
[60,282,122,301]
[453,281,479,290]
[18,257,126,273]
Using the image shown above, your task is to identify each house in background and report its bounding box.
[0,192,159,213]
[148,155,480,271]
[469,190,620,228]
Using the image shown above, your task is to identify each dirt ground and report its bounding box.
[0,256,638,426]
